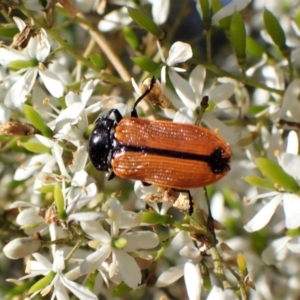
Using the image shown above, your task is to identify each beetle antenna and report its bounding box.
[195,95,209,125]
[131,76,156,117]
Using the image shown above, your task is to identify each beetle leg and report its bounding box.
[142,181,152,186]
[107,171,115,180]
[131,76,156,118]
[106,109,123,123]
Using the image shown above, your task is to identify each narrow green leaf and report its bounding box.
[23,104,53,138]
[112,282,131,297]
[230,11,246,65]
[9,59,38,71]
[243,176,275,190]
[0,27,19,38]
[123,26,139,50]
[246,36,265,58]
[28,271,56,294]
[295,10,300,32]
[127,6,164,39]
[199,0,211,29]
[263,8,288,52]
[38,185,55,194]
[54,184,67,220]
[131,56,160,72]
[256,158,300,192]
[142,211,174,225]
[22,141,51,154]
[89,53,106,69]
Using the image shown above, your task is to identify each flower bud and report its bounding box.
[3,237,42,260]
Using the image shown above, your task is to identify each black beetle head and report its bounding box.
[88,117,115,171]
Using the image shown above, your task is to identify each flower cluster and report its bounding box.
[1,0,300,300]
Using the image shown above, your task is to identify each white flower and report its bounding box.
[207,286,238,300]
[161,63,236,144]
[244,131,300,232]
[18,250,98,299]
[0,17,64,107]
[80,198,159,289]
[159,41,193,93]
[156,245,202,300]
[14,135,70,182]
[98,0,170,31]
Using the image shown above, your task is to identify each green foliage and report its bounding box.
[23,104,53,138]
[127,7,164,39]
[263,8,289,53]
[256,157,300,193]
[230,11,246,65]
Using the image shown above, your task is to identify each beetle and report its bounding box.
[88,77,231,214]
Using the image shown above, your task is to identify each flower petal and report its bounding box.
[212,0,251,25]
[244,195,282,232]
[166,42,193,66]
[184,262,202,300]
[14,153,51,181]
[36,30,51,62]
[156,265,184,287]
[60,274,98,299]
[80,221,110,242]
[286,131,299,155]
[123,231,159,251]
[168,69,196,109]
[278,153,300,181]
[189,65,206,103]
[5,68,37,108]
[261,236,290,265]
[287,236,300,253]
[98,7,132,32]
[207,82,235,103]
[283,193,300,229]
[80,244,111,274]
[114,249,141,289]
[151,0,170,25]
[39,69,64,98]
[173,107,195,124]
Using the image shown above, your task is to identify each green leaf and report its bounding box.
[22,141,51,154]
[256,158,300,193]
[230,11,246,65]
[243,176,275,190]
[23,104,53,138]
[123,26,139,50]
[263,8,288,52]
[199,0,211,29]
[142,211,174,225]
[9,59,38,71]
[54,184,67,220]
[0,27,19,38]
[247,105,268,115]
[295,10,300,32]
[111,282,131,297]
[237,133,258,147]
[89,53,106,69]
[127,6,164,39]
[28,271,56,294]
[131,56,160,72]
[38,185,55,193]
[211,0,231,30]
[246,36,266,58]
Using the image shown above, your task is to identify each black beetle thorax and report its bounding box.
[88,117,116,171]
